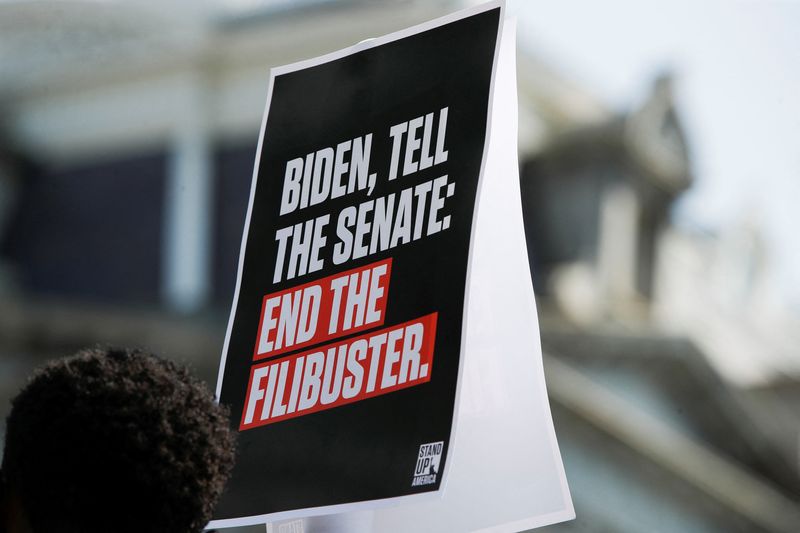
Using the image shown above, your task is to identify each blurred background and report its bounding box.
[0,0,798,531]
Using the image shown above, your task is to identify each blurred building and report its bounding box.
[519,61,800,533]
[0,1,799,532]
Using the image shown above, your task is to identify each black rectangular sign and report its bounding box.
[212,3,503,525]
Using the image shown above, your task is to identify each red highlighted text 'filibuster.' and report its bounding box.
[241,312,437,430]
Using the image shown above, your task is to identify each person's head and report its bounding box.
[0,347,236,533]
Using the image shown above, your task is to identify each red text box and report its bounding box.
[254,258,392,360]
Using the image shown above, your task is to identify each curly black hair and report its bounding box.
[1,347,236,533]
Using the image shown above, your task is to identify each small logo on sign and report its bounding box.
[412,441,443,486]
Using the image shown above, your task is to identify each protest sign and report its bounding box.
[211,2,507,527]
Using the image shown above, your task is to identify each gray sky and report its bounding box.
[509,0,800,306]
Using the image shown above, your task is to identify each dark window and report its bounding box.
[213,143,257,307]
[4,152,166,305]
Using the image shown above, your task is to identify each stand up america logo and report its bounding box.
[412,441,443,486]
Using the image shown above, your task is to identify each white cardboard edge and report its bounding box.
[465,19,574,531]
[471,509,577,533]
[509,21,573,530]
[209,1,506,528]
